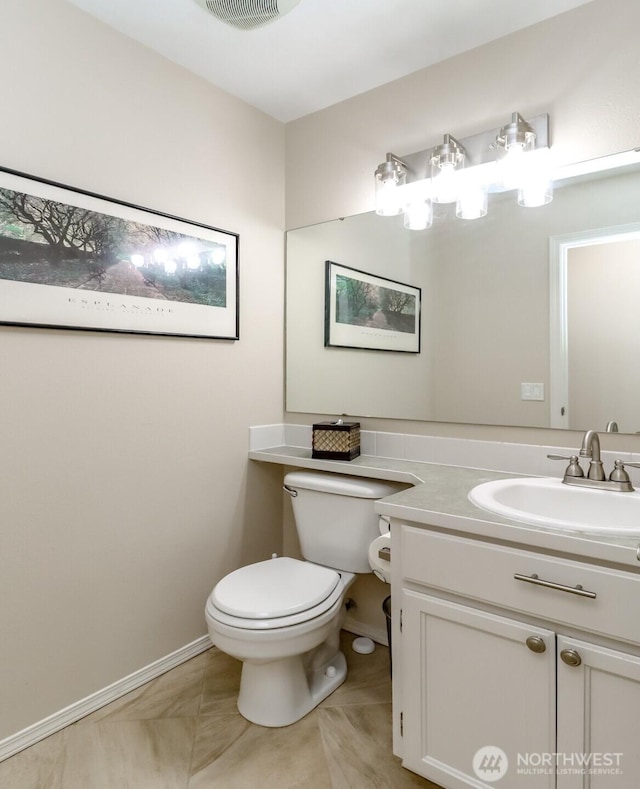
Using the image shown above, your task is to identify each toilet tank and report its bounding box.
[284,471,407,572]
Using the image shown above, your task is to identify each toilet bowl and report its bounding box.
[205,471,405,727]
[206,556,355,726]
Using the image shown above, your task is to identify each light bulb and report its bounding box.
[431,162,459,204]
[517,149,554,207]
[375,175,404,216]
[375,154,407,216]
[430,135,465,204]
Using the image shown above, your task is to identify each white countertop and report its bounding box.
[249,447,640,570]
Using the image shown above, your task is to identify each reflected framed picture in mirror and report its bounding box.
[324,260,421,353]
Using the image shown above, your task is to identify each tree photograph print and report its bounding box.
[0,169,238,339]
[324,261,421,353]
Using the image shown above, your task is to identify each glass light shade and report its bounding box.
[431,161,460,204]
[496,113,536,188]
[504,130,535,154]
[517,149,554,207]
[430,135,465,204]
[498,141,536,190]
[456,183,488,220]
[404,199,433,230]
[375,169,406,216]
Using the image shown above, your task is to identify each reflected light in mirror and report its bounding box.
[516,148,554,207]
[456,182,488,219]
[404,199,433,230]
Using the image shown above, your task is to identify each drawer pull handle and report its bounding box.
[560,649,582,667]
[513,572,597,599]
[525,635,547,653]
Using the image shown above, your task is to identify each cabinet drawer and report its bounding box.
[400,525,640,645]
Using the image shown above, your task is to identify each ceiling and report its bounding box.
[67,0,592,123]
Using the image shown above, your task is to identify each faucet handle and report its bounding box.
[547,454,584,478]
[610,460,632,484]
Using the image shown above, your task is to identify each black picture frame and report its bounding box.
[0,166,239,339]
[324,260,421,353]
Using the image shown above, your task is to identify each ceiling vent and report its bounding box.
[195,0,302,30]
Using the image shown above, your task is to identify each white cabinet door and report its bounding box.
[557,636,640,789]
[401,591,556,789]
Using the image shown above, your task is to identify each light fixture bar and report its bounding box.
[397,113,549,186]
[374,112,551,230]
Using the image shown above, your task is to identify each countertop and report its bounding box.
[249,447,640,569]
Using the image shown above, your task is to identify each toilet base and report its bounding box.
[237,649,347,727]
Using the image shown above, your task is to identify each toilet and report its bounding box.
[205,470,403,727]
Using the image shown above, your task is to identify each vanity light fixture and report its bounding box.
[374,111,551,230]
[430,134,466,204]
[374,153,408,216]
[495,112,536,162]
[495,112,554,206]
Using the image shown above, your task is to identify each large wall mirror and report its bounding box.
[286,150,640,433]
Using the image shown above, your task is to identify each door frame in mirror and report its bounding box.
[549,222,640,429]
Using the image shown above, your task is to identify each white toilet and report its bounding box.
[205,470,403,727]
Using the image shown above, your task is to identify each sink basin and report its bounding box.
[468,477,640,535]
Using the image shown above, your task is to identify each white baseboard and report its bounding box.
[0,635,212,763]
[343,614,389,647]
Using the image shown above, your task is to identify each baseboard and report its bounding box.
[343,615,389,647]
[0,635,212,763]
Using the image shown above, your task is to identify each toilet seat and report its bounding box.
[207,557,343,631]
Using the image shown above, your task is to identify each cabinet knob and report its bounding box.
[560,649,582,667]
[525,636,547,653]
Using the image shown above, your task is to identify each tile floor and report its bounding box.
[0,631,441,788]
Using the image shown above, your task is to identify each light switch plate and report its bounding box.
[521,382,545,401]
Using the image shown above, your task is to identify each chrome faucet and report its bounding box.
[579,430,605,481]
[547,430,640,492]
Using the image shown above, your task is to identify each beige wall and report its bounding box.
[0,0,285,740]
[5,0,640,746]
[286,0,640,230]
[285,0,640,452]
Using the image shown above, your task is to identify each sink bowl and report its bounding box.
[468,477,640,535]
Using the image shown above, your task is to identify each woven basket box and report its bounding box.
[312,421,361,461]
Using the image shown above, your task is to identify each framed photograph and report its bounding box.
[0,166,238,339]
[324,261,421,353]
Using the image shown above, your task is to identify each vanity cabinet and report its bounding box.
[393,523,640,788]
[556,636,640,788]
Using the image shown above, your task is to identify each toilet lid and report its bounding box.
[212,557,340,619]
